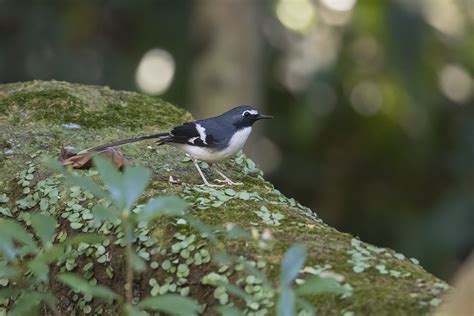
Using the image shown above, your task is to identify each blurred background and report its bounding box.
[1,0,473,281]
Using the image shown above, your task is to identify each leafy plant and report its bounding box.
[277,244,351,316]
[46,156,200,315]
[0,156,351,315]
[0,215,105,315]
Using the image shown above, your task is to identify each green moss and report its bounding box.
[0,80,448,315]
[0,80,190,129]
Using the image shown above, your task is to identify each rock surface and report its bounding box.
[0,81,448,315]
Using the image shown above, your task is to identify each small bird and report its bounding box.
[78,105,273,186]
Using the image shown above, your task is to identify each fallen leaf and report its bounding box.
[168,175,180,184]
[59,147,132,170]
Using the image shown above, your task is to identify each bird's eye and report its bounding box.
[243,111,250,117]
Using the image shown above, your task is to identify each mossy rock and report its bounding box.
[0,80,448,315]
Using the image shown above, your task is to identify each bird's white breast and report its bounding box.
[182,127,252,162]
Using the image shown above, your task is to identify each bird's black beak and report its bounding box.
[255,114,273,120]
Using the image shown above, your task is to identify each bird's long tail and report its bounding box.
[77,132,170,155]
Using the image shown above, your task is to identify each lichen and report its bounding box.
[0,80,448,315]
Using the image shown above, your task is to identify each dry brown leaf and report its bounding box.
[59,147,132,170]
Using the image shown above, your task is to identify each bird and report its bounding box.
[78,105,273,186]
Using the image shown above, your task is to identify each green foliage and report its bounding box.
[93,156,151,210]
[30,213,57,247]
[0,218,37,260]
[8,292,47,316]
[45,156,199,313]
[140,196,187,220]
[296,276,349,296]
[278,244,306,316]
[0,155,354,315]
[0,213,105,313]
[0,156,198,314]
[57,273,119,302]
[280,244,307,286]
[138,295,201,315]
[277,244,351,316]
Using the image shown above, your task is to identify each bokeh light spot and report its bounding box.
[135,48,175,95]
[319,6,353,26]
[422,0,465,36]
[320,0,357,12]
[276,0,316,32]
[280,26,340,91]
[438,64,473,104]
[350,81,382,116]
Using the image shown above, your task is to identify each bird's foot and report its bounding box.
[215,178,243,186]
[198,182,224,188]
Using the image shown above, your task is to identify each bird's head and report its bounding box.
[225,105,273,129]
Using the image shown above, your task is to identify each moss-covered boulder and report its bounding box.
[0,81,448,315]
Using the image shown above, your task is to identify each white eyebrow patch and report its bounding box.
[195,123,208,144]
[243,109,258,116]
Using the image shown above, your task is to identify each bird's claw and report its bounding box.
[198,182,224,188]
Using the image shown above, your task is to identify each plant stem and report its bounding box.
[123,220,133,305]
[126,241,133,305]
[48,302,62,316]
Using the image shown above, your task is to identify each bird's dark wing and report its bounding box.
[162,121,227,148]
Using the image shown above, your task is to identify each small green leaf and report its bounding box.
[124,305,148,316]
[0,219,38,260]
[28,259,49,281]
[183,215,218,242]
[226,225,250,239]
[92,205,119,222]
[30,213,57,246]
[64,233,107,245]
[57,273,119,302]
[215,305,243,316]
[277,286,295,316]
[93,156,125,207]
[44,158,107,199]
[296,276,349,296]
[238,192,250,200]
[139,196,188,221]
[31,245,65,267]
[430,298,442,306]
[70,222,83,229]
[217,281,253,302]
[8,292,42,316]
[9,291,56,316]
[296,298,315,316]
[129,249,147,272]
[0,194,9,203]
[280,244,306,286]
[122,165,151,209]
[138,294,201,316]
[0,262,17,279]
[39,198,49,211]
[0,287,21,299]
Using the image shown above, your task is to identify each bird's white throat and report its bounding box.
[182,127,252,162]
